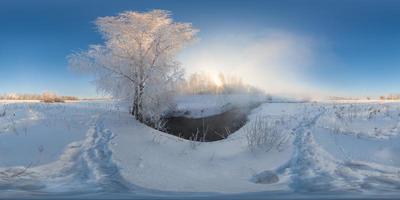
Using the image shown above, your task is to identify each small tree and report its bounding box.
[68,10,197,123]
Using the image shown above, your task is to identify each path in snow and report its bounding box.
[278,106,400,194]
[0,113,133,197]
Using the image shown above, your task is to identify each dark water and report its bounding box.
[163,104,259,141]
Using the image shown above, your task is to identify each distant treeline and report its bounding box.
[0,92,79,102]
[379,94,400,100]
[179,72,264,95]
[329,94,400,101]
[328,96,361,100]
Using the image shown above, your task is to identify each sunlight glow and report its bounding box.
[212,73,223,87]
[180,31,324,98]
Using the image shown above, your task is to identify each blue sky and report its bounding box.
[1,0,400,97]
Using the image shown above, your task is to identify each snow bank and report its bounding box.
[1,101,400,198]
[106,107,293,193]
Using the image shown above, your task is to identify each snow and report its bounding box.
[106,110,293,193]
[1,100,400,198]
[0,101,116,167]
[171,94,267,118]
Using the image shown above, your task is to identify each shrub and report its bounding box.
[245,116,290,152]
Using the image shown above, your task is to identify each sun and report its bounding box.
[211,72,223,87]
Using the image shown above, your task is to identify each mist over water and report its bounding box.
[180,30,326,98]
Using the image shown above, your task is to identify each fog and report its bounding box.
[179,30,328,99]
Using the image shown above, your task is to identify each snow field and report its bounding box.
[0,100,400,198]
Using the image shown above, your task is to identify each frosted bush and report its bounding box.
[245,116,290,152]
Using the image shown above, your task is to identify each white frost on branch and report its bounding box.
[68,10,197,124]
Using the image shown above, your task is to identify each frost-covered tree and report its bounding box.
[68,10,197,123]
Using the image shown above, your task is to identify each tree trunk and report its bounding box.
[137,82,145,122]
[135,65,145,122]
[132,83,145,123]
[132,85,140,119]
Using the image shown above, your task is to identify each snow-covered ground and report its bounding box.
[1,99,400,199]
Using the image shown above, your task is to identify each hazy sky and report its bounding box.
[1,0,400,97]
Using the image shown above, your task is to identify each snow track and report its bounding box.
[281,107,400,194]
[70,115,131,192]
[0,114,132,196]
